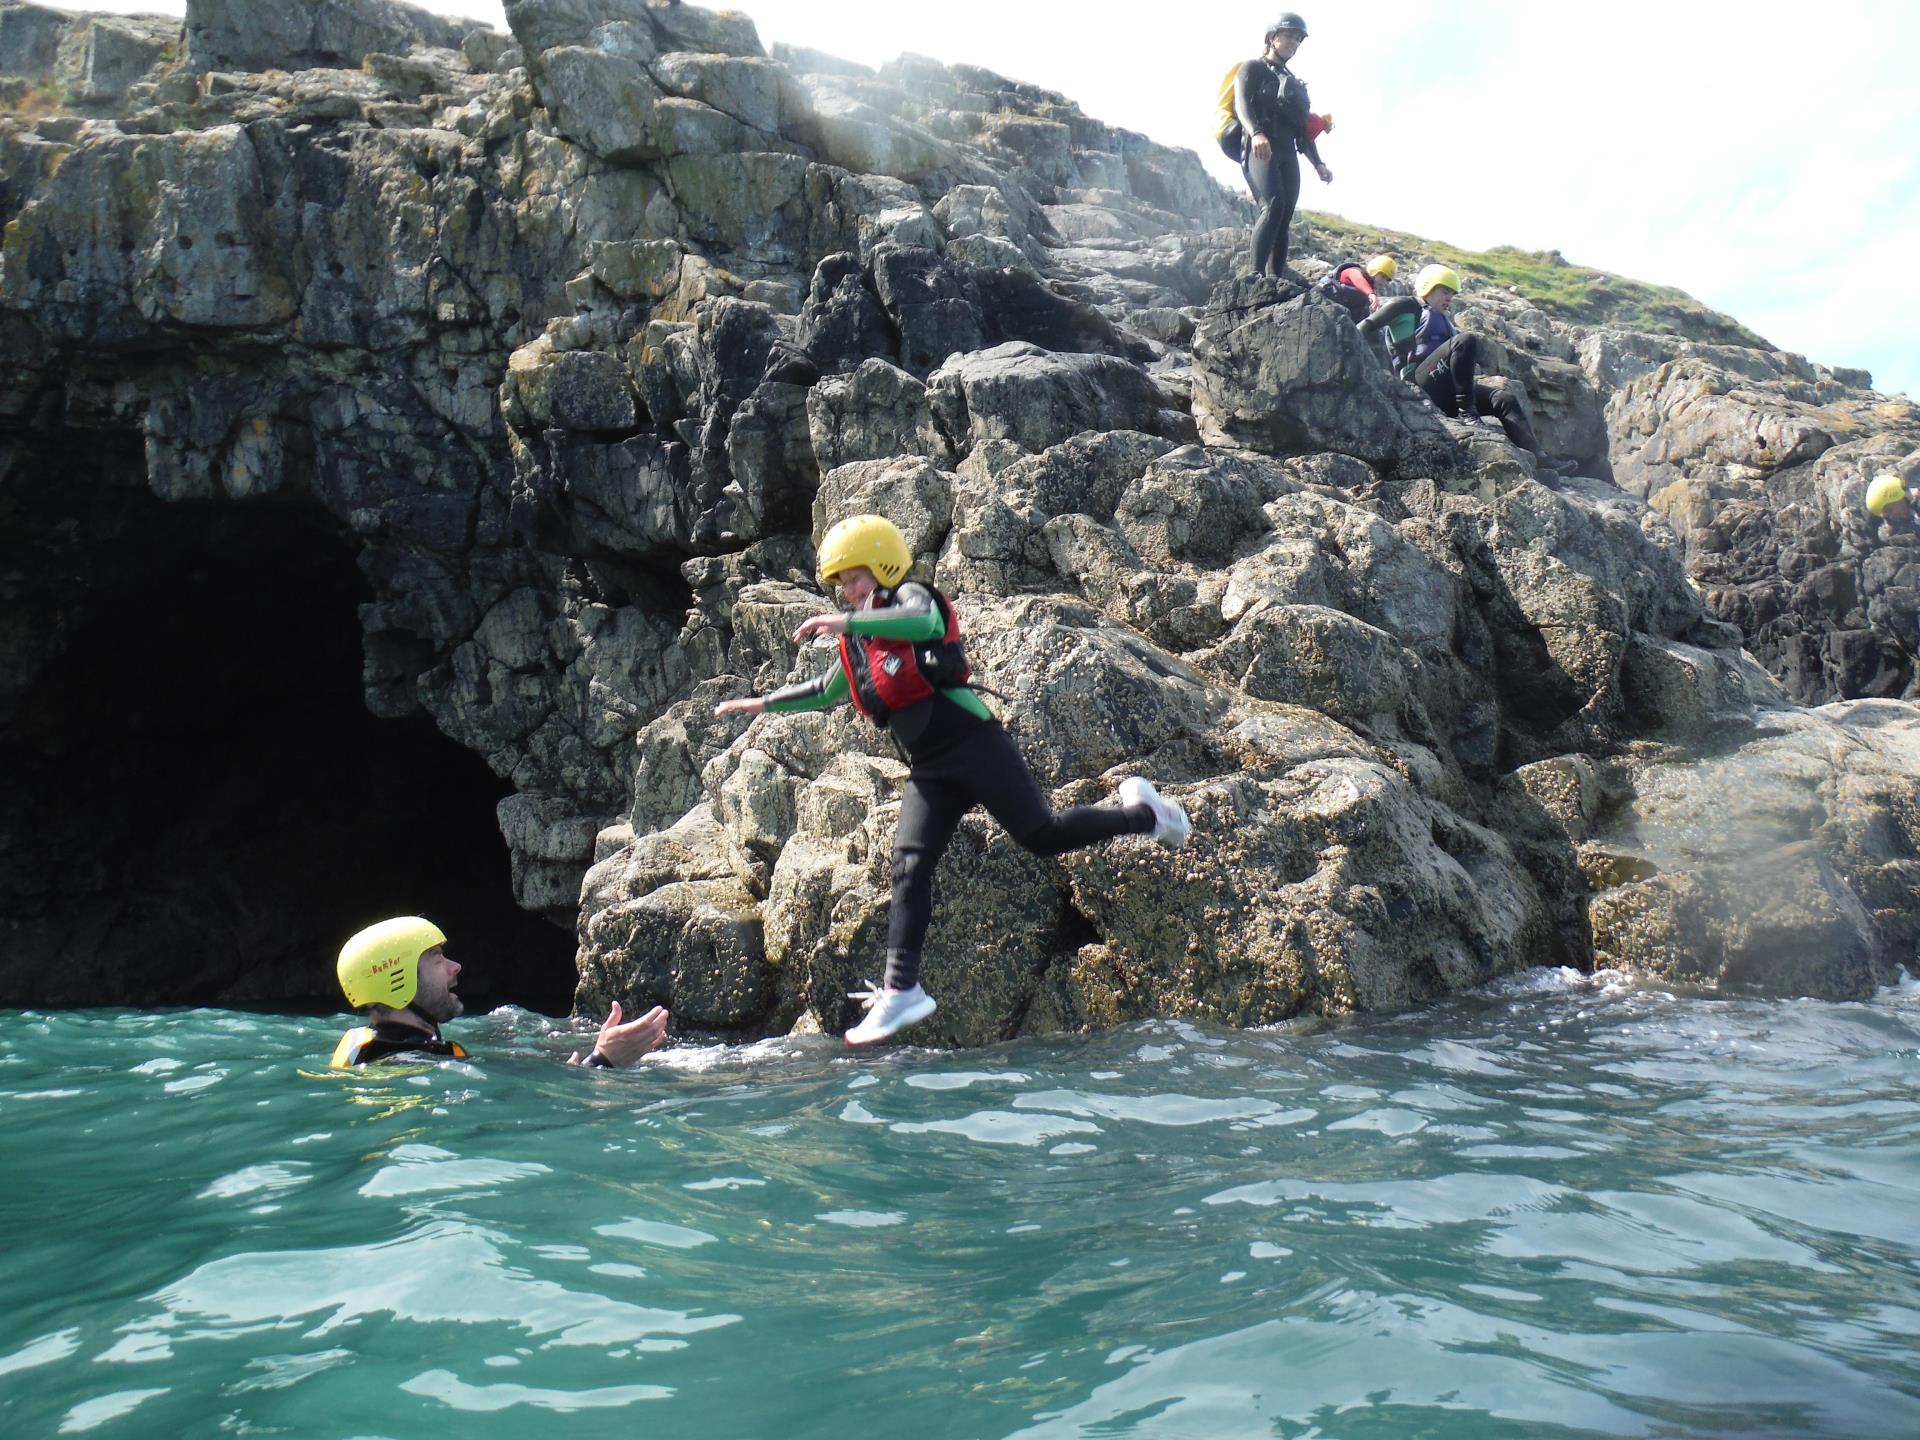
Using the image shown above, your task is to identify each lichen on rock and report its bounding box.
[2,0,1915,1026]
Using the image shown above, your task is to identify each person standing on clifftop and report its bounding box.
[712,515,1191,1047]
[330,917,669,1069]
[1234,14,1333,281]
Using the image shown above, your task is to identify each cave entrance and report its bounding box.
[2,485,578,1015]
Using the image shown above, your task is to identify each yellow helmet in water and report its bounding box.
[1415,264,1463,300]
[817,514,912,588]
[338,916,446,1010]
[1365,254,1397,280]
[1865,473,1909,516]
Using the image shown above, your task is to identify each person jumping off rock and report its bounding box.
[713,515,1191,1046]
[1364,264,1578,479]
[1232,14,1333,280]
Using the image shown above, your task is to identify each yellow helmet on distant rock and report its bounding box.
[338,916,446,1010]
[817,514,912,588]
[1365,254,1397,280]
[1415,264,1462,300]
[1865,473,1909,516]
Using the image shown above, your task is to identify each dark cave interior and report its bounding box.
[1,478,579,1015]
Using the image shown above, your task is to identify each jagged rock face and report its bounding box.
[1583,702,1920,996]
[0,4,178,110]
[185,0,474,75]
[1606,345,1920,704]
[1191,279,1460,475]
[3,0,1916,1025]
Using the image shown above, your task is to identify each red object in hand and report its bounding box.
[1306,113,1333,140]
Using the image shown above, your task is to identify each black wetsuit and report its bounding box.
[331,1019,469,1068]
[1234,57,1324,278]
[883,722,1152,990]
[1326,264,1376,323]
[761,586,1154,992]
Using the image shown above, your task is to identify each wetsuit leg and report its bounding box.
[1414,334,1473,417]
[882,725,1153,990]
[884,771,971,992]
[1444,333,1480,416]
[1476,382,1544,454]
[954,726,1152,857]
[1243,147,1302,278]
[1417,368,1456,417]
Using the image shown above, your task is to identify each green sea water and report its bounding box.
[3,969,1917,1440]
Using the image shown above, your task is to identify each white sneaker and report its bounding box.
[1120,776,1191,850]
[845,982,937,1046]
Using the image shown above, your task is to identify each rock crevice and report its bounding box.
[2,0,1914,1026]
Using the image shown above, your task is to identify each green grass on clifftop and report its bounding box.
[1305,211,1771,349]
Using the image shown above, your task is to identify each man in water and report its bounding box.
[330,915,668,1069]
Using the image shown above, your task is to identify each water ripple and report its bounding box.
[2,975,1917,1439]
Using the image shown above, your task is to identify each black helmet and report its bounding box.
[1267,12,1308,41]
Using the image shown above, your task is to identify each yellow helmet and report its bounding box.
[1365,254,1397,280]
[1415,264,1462,300]
[338,916,446,1010]
[1865,473,1909,516]
[817,513,912,588]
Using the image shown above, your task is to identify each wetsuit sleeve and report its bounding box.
[943,687,994,721]
[846,586,946,642]
[1291,74,1323,165]
[1233,60,1261,138]
[763,665,850,714]
[1361,296,1420,335]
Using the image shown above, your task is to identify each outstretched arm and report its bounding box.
[714,665,850,718]
[569,1001,670,1068]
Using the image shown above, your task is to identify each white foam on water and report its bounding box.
[1875,965,1920,1002]
[645,1037,816,1073]
[1477,966,1635,999]
[57,1388,169,1434]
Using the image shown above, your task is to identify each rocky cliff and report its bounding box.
[3,0,1916,1033]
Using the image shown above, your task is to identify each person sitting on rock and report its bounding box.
[1865,471,1920,538]
[1365,264,1576,478]
[713,515,1191,1046]
[1234,13,1333,281]
[331,916,669,1069]
[1325,253,1399,323]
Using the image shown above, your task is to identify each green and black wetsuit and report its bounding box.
[762,584,1154,992]
[1373,301,1548,458]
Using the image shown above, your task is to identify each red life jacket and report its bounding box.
[839,587,972,726]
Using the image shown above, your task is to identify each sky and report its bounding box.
[49,1,1920,398]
